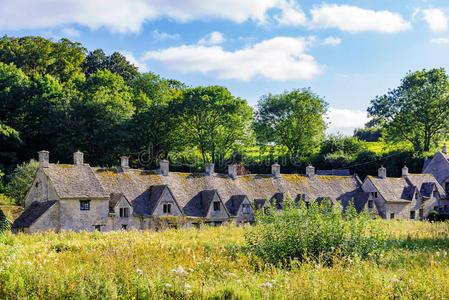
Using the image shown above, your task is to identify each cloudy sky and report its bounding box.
[1,0,449,134]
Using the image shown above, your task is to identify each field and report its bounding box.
[0,221,449,299]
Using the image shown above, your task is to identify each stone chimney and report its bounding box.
[378,166,387,179]
[121,156,129,171]
[306,165,315,177]
[73,150,84,165]
[160,159,169,176]
[443,143,447,154]
[402,165,409,177]
[205,163,215,176]
[271,163,280,178]
[228,164,237,179]
[38,150,49,168]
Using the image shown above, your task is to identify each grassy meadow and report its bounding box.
[0,221,449,299]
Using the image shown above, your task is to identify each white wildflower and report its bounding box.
[186,289,192,294]
[260,282,273,289]
[185,283,191,289]
[224,272,238,278]
[391,278,399,282]
[165,283,172,288]
[136,268,143,275]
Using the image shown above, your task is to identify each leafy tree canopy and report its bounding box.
[368,68,449,152]
[82,49,138,82]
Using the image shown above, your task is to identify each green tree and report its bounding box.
[171,86,253,164]
[368,68,449,152]
[0,36,86,82]
[254,89,328,156]
[321,134,365,156]
[5,159,39,206]
[82,49,138,82]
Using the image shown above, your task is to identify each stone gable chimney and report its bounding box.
[378,166,387,179]
[121,156,129,171]
[271,163,280,178]
[443,143,447,154]
[160,159,169,176]
[205,163,215,176]
[73,150,84,165]
[228,164,237,179]
[306,165,315,177]
[38,150,49,168]
[402,165,409,177]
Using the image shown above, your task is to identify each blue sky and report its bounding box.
[2,0,449,134]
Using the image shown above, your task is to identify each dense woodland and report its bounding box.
[2,36,449,205]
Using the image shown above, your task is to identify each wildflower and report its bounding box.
[391,278,399,283]
[223,272,238,278]
[165,283,172,288]
[186,289,192,294]
[136,269,143,275]
[185,283,191,289]
[171,265,188,277]
[260,282,273,289]
[187,268,194,272]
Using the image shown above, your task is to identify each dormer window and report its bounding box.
[368,200,374,209]
[415,193,419,200]
[163,203,171,214]
[213,201,220,211]
[372,192,378,199]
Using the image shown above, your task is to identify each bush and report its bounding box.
[5,159,39,206]
[245,195,387,265]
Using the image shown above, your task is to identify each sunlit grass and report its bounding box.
[1,221,449,299]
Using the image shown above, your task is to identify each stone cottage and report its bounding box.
[361,166,449,220]
[12,151,368,233]
[422,144,449,193]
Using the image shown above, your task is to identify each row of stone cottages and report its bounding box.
[11,146,449,233]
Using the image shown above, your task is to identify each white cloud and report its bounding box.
[61,27,80,37]
[198,32,226,45]
[431,37,449,44]
[0,0,306,33]
[119,51,148,73]
[143,36,322,81]
[309,4,411,33]
[274,0,307,26]
[422,9,448,32]
[152,29,180,40]
[326,108,369,134]
[322,36,341,46]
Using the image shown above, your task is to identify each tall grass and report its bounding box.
[0,221,449,299]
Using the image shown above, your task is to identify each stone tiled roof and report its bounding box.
[367,173,446,203]
[367,176,414,202]
[422,151,449,185]
[93,168,365,217]
[44,164,109,199]
[12,201,57,228]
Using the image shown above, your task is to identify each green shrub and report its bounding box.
[245,195,387,265]
[5,159,39,206]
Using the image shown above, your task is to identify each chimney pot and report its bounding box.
[73,150,84,165]
[205,163,215,176]
[160,159,169,176]
[228,164,237,179]
[402,165,409,177]
[121,156,129,171]
[306,164,315,177]
[38,150,49,168]
[271,163,280,178]
[378,166,387,179]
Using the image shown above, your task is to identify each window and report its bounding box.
[35,182,39,188]
[305,201,310,209]
[163,203,172,214]
[94,225,101,231]
[373,192,378,199]
[80,200,90,211]
[419,208,424,218]
[120,207,129,218]
[368,200,374,209]
[213,201,220,211]
[415,193,419,200]
[390,213,395,220]
[213,221,222,226]
[445,205,448,212]
[242,203,251,214]
[121,224,127,230]
[410,211,415,220]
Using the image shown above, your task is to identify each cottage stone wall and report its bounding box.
[205,193,229,223]
[59,199,110,232]
[29,202,60,233]
[109,197,140,231]
[152,188,183,217]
